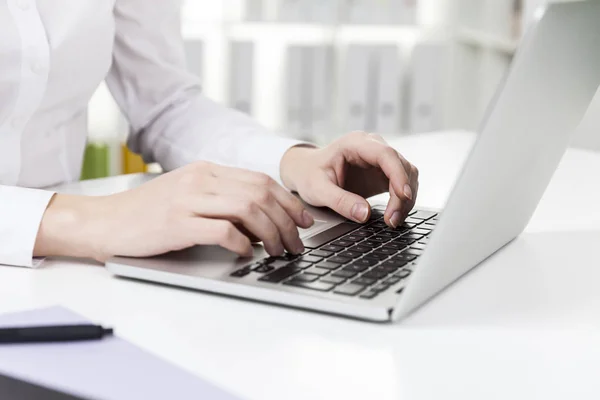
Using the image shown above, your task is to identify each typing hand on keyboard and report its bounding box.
[280,132,420,229]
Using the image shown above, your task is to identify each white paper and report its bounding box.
[0,307,238,400]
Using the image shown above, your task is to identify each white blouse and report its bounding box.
[0,0,302,267]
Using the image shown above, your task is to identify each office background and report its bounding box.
[84,0,599,179]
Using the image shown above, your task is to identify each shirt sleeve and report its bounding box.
[105,1,307,185]
[0,185,55,268]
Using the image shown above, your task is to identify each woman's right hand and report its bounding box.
[34,161,315,262]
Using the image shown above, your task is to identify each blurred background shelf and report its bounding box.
[86,0,572,179]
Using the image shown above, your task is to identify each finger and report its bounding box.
[314,176,371,223]
[193,189,304,256]
[191,218,253,257]
[340,133,413,203]
[210,165,314,228]
[188,194,286,256]
[208,179,305,254]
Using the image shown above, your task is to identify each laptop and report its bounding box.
[107,2,600,322]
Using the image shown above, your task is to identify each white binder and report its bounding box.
[245,0,264,21]
[375,46,402,134]
[286,46,305,136]
[310,46,335,138]
[410,42,448,134]
[183,40,204,80]
[343,45,371,133]
[229,42,254,115]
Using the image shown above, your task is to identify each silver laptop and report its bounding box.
[107,2,600,322]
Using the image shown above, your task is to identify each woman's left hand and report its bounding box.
[280,131,419,228]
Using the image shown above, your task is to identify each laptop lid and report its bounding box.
[394,1,600,320]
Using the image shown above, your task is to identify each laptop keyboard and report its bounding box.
[229,207,438,300]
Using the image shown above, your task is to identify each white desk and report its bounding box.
[3,131,600,400]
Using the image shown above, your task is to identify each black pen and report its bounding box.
[0,324,114,344]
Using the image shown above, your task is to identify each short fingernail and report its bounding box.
[295,242,305,255]
[390,211,402,228]
[351,203,369,223]
[404,184,413,200]
[302,210,315,226]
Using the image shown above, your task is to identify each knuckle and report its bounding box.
[256,189,274,204]
[411,165,420,179]
[254,172,274,187]
[240,199,259,215]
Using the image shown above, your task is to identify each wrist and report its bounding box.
[280,145,318,192]
[34,194,109,261]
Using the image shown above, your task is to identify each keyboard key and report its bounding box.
[309,250,333,258]
[385,242,407,251]
[368,221,387,229]
[405,217,423,225]
[230,267,251,277]
[371,283,390,293]
[370,235,392,244]
[320,276,347,285]
[315,261,342,270]
[353,230,372,238]
[300,255,324,264]
[264,260,292,268]
[342,234,364,242]
[363,253,389,261]
[321,244,344,253]
[289,273,319,283]
[331,240,353,248]
[289,261,313,269]
[372,247,398,256]
[254,265,276,273]
[377,231,396,239]
[353,258,379,267]
[304,266,330,276]
[423,221,436,227]
[361,240,383,248]
[380,260,408,269]
[411,211,437,220]
[285,280,335,292]
[362,270,389,280]
[413,228,431,236]
[342,263,369,273]
[328,256,352,264]
[393,254,417,262]
[259,266,302,283]
[334,284,365,296]
[410,243,427,251]
[381,229,401,238]
[362,226,383,234]
[369,209,385,220]
[332,269,358,279]
[303,222,358,249]
[352,277,377,286]
[405,249,424,256]
[337,251,362,259]
[347,245,371,254]
[403,233,423,241]
[393,270,411,279]
[359,290,379,300]
[384,277,402,285]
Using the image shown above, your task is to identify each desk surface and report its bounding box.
[3,131,600,400]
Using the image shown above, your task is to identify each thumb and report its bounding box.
[315,178,371,223]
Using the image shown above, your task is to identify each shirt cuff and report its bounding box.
[232,134,314,187]
[0,186,55,268]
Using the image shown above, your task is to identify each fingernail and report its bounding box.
[390,211,402,228]
[404,184,413,200]
[351,203,369,223]
[295,242,305,255]
[302,210,314,227]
